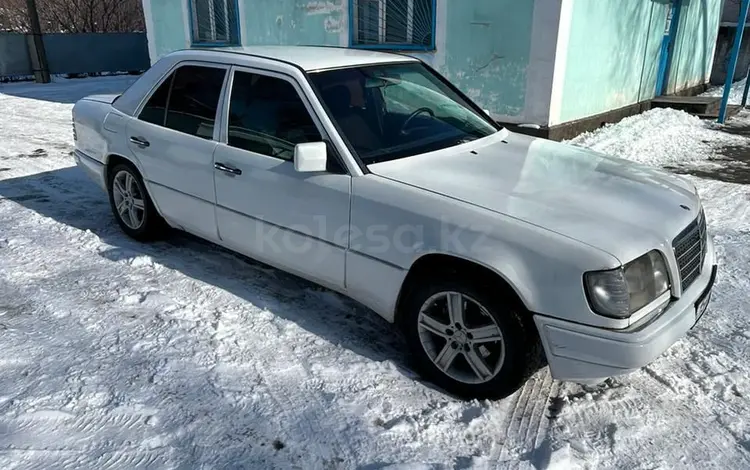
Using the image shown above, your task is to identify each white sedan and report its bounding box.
[72,46,716,399]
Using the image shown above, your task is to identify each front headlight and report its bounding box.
[584,251,670,319]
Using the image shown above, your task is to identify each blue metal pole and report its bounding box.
[719,0,750,123]
[656,0,683,96]
[743,41,750,106]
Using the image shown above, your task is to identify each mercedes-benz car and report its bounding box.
[72,46,716,399]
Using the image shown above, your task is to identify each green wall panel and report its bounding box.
[440,0,535,117]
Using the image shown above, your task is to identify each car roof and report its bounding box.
[112,46,420,117]
[193,45,418,71]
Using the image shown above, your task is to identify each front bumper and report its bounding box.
[534,238,717,383]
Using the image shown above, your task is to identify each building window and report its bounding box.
[190,0,240,46]
[351,0,436,50]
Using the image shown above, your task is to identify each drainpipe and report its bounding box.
[655,0,683,96]
[719,0,750,123]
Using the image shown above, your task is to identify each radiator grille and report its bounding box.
[672,210,707,292]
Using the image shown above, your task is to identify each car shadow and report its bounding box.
[0,165,410,371]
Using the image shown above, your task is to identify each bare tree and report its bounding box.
[0,0,29,31]
[0,0,144,33]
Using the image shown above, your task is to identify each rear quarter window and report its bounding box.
[139,77,171,126]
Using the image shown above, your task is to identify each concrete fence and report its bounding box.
[0,32,149,78]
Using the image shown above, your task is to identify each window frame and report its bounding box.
[188,0,242,47]
[348,0,437,51]
[219,65,350,174]
[135,61,231,142]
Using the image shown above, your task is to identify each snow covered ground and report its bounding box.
[702,77,748,105]
[0,76,749,469]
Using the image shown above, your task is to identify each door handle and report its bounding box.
[214,162,242,176]
[129,136,150,148]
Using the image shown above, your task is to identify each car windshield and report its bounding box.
[308,62,499,165]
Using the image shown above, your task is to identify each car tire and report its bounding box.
[107,162,167,241]
[402,276,544,400]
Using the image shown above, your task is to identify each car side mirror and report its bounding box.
[294,142,328,173]
[483,109,492,117]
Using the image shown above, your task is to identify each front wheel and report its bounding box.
[107,162,166,241]
[403,278,544,400]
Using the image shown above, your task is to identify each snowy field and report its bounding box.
[0,76,749,470]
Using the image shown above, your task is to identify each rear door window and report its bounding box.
[138,64,227,140]
[165,65,227,139]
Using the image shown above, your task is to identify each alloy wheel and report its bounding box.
[112,169,145,230]
[417,291,506,384]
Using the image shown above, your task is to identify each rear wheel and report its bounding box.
[107,162,166,241]
[403,277,543,400]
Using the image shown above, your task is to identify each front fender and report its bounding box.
[419,215,621,329]
[349,174,621,328]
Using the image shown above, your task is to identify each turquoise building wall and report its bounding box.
[438,0,535,117]
[241,0,537,118]
[142,0,723,126]
[149,0,189,59]
[238,0,538,118]
[559,0,722,124]
[241,0,344,46]
[143,0,539,121]
[559,0,666,124]
[666,0,723,95]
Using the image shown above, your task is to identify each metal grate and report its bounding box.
[191,0,240,45]
[352,0,435,48]
[673,210,707,292]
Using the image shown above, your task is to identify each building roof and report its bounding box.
[198,45,418,71]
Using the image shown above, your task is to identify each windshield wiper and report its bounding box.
[454,136,479,145]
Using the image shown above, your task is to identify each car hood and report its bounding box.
[368,131,701,263]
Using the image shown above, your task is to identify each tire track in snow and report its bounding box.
[547,370,750,468]
[0,448,170,470]
[487,369,558,468]
[0,176,178,469]
[526,371,559,453]
[0,285,170,469]
[94,449,168,470]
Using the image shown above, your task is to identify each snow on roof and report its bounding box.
[194,45,418,71]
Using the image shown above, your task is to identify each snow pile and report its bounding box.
[701,77,747,105]
[568,107,743,167]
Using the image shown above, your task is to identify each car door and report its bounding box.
[127,62,229,241]
[212,67,351,290]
